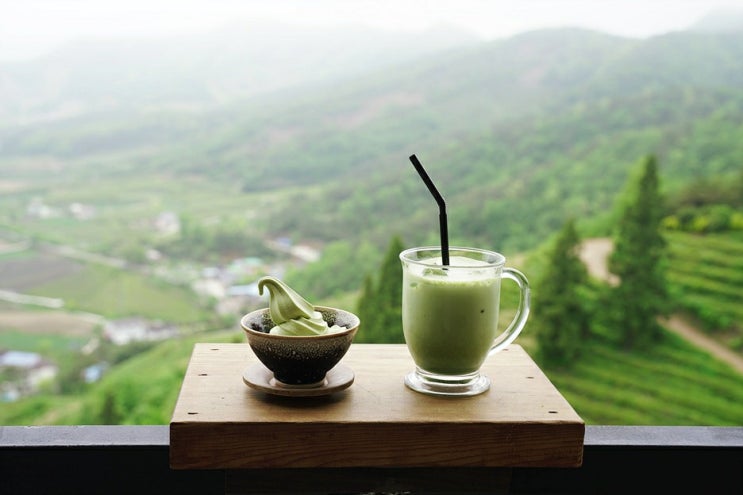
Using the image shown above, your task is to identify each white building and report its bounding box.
[0,350,58,401]
[103,317,179,346]
[154,211,181,236]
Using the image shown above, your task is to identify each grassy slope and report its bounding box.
[25,263,210,323]
[0,328,241,425]
[542,326,743,425]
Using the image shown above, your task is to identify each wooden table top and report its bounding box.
[169,343,584,470]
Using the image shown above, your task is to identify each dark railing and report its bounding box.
[2,425,742,494]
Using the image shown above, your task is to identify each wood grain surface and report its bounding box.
[170,343,584,469]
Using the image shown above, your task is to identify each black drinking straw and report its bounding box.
[409,154,449,266]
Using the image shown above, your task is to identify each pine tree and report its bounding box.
[534,218,590,367]
[607,155,669,348]
[356,274,379,341]
[99,389,121,424]
[375,236,404,341]
[355,236,405,343]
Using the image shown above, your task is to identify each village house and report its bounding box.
[103,317,179,346]
[25,198,60,219]
[191,257,278,315]
[68,202,97,220]
[82,362,109,383]
[0,349,58,402]
[154,211,181,236]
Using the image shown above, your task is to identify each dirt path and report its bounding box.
[580,237,743,374]
[661,315,743,374]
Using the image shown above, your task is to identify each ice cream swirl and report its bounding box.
[257,276,344,336]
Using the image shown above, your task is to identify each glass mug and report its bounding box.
[400,246,530,397]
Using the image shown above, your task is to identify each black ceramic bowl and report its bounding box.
[240,306,360,385]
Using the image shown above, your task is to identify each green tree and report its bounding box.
[355,236,405,343]
[534,218,590,367]
[98,389,122,425]
[607,155,669,348]
[356,274,379,338]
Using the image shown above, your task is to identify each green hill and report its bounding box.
[3,28,743,255]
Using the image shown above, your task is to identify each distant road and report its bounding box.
[0,289,63,308]
[660,315,743,375]
[580,237,743,375]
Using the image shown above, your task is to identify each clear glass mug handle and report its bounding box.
[489,267,531,355]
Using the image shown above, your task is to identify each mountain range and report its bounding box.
[1,14,743,257]
[0,20,480,125]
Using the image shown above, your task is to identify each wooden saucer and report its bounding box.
[242,362,354,397]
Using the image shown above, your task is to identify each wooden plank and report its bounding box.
[170,343,584,469]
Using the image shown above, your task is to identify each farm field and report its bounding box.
[666,231,743,350]
[546,324,743,425]
[0,248,212,323]
[0,311,100,336]
[581,233,743,358]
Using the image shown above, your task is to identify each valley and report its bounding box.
[1,20,742,425]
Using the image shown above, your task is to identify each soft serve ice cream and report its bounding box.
[258,276,346,336]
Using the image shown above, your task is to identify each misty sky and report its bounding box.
[1,0,740,62]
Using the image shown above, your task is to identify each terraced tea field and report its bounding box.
[666,231,743,349]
